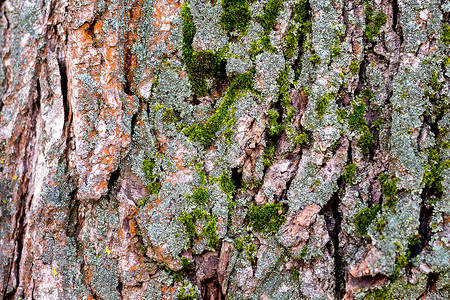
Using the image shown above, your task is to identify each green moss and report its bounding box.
[379,173,400,208]
[354,204,380,236]
[310,54,321,66]
[189,186,209,205]
[177,283,197,300]
[220,0,251,36]
[267,110,283,136]
[423,148,443,195]
[331,46,341,57]
[203,217,220,250]
[442,23,450,46]
[154,104,164,111]
[137,197,148,208]
[162,108,177,123]
[182,4,226,97]
[285,1,312,60]
[248,202,287,234]
[285,25,299,59]
[219,171,236,195]
[143,158,161,195]
[263,145,276,167]
[147,182,161,195]
[316,93,334,118]
[183,71,254,146]
[443,56,450,67]
[442,159,450,169]
[350,60,359,75]
[365,4,386,43]
[342,163,357,183]
[357,125,374,156]
[293,131,310,146]
[143,158,157,179]
[364,286,394,300]
[349,101,366,130]
[291,266,300,280]
[298,246,308,261]
[179,212,198,246]
[257,0,283,35]
[250,0,286,56]
[235,235,251,252]
[407,234,421,246]
[430,70,441,91]
[362,89,374,99]
[375,218,385,232]
[245,243,257,263]
[180,257,193,270]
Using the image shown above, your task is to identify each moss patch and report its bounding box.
[350,60,359,75]
[342,163,357,183]
[316,93,334,118]
[364,4,386,42]
[349,101,366,130]
[181,4,226,97]
[183,71,255,147]
[248,202,287,234]
[354,204,380,236]
[220,0,252,36]
[379,173,400,209]
[285,0,311,58]
[423,148,443,196]
[442,23,450,46]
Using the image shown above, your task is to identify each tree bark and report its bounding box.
[1,0,450,299]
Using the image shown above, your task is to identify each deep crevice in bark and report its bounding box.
[57,51,69,124]
[321,177,345,299]
[5,77,41,299]
[293,3,311,80]
[116,280,123,299]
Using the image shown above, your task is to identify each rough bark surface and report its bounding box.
[1,0,450,299]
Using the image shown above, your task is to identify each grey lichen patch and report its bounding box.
[356,272,428,299]
[153,67,193,111]
[226,42,253,76]
[189,0,228,51]
[254,52,286,99]
[286,152,339,211]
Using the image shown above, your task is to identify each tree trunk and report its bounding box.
[1,0,449,298]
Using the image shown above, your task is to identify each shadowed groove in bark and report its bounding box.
[321,175,345,299]
[5,76,41,299]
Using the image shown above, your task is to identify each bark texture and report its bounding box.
[1,0,450,299]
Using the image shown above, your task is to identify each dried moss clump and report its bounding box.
[248,203,286,234]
